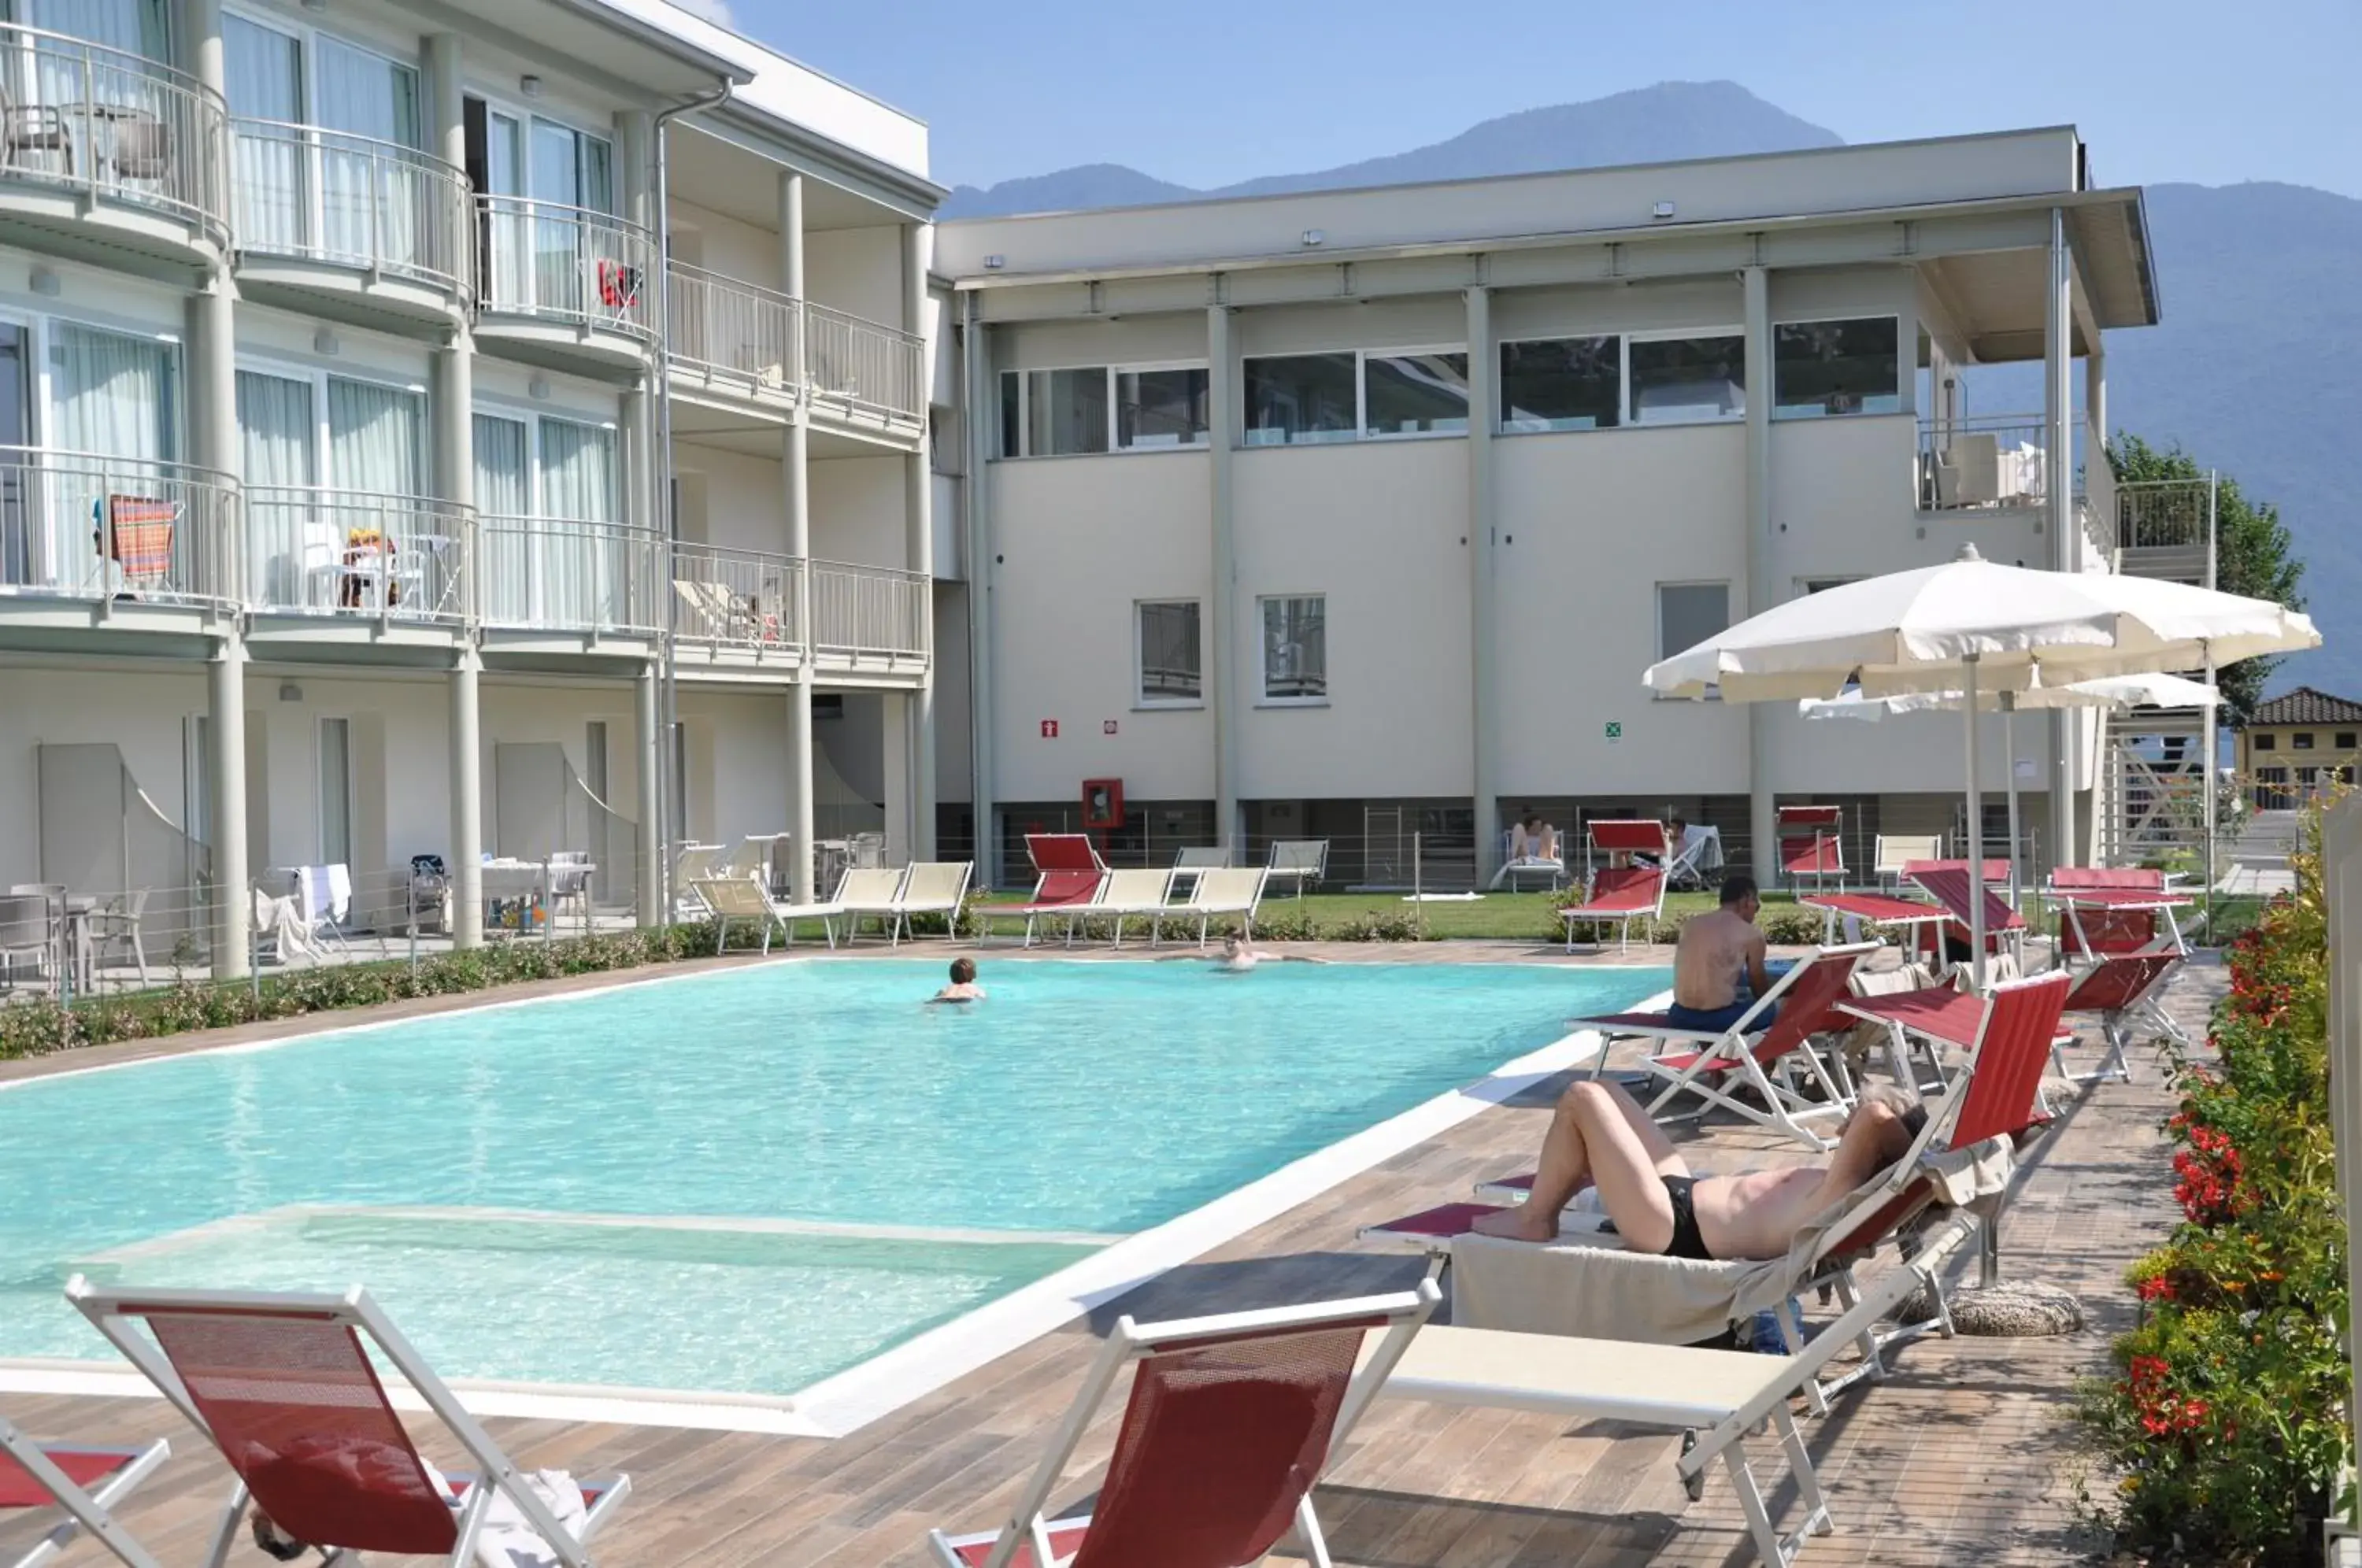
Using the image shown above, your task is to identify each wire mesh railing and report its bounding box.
[0,20,229,237]
[230,119,472,298]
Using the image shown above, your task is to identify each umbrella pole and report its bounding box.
[2002,694,2023,913]
[1965,654,1986,990]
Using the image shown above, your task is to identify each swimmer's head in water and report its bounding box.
[1222,934,1242,955]
[949,956,977,985]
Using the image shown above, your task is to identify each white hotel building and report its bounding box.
[0,0,2167,976]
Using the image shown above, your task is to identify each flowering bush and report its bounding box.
[2077,808,2349,1566]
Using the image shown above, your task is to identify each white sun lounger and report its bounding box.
[0,1413,169,1568]
[1181,866,1266,945]
[1168,845,1229,898]
[835,866,909,942]
[1261,839,1327,899]
[1090,867,1175,947]
[693,877,841,952]
[889,861,974,944]
[669,842,727,916]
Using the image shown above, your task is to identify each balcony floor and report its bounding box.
[0,943,2208,1568]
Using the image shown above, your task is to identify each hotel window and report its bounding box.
[1500,336,1620,431]
[1026,367,1109,457]
[1362,349,1468,437]
[1657,582,1730,662]
[2252,734,2276,752]
[2339,732,2356,749]
[2294,731,2316,750]
[1259,594,1327,702]
[1116,367,1209,449]
[1135,600,1202,705]
[1773,317,1901,419]
[1628,333,1745,425]
[1243,353,1356,446]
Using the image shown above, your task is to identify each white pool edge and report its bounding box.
[0,959,1672,1437]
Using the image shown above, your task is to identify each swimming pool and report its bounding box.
[0,958,1664,1417]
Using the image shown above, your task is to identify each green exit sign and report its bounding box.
[1605,721,1623,743]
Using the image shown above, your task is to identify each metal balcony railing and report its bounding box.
[809,558,929,662]
[668,262,798,398]
[672,541,802,650]
[476,195,657,342]
[231,120,472,298]
[245,487,471,624]
[0,21,228,237]
[804,301,924,427]
[0,446,239,606]
[478,516,663,634]
[1916,415,2049,511]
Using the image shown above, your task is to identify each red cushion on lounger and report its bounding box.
[1363,1201,1501,1240]
[948,1522,1094,1566]
[0,1448,136,1510]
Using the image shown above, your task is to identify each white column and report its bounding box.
[635,666,662,925]
[962,292,999,886]
[882,692,911,863]
[1206,297,1240,852]
[781,174,816,902]
[1466,280,1500,883]
[448,650,482,946]
[1742,264,1777,886]
[207,634,250,978]
[2045,209,2075,875]
[903,221,937,860]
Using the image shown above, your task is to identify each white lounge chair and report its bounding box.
[1181,866,1266,945]
[0,1411,169,1568]
[1874,834,1945,892]
[927,1285,1437,1568]
[1261,838,1327,899]
[839,862,973,945]
[694,876,840,952]
[835,865,908,942]
[1168,845,1229,898]
[670,842,727,916]
[1091,867,1175,947]
[68,1280,630,1568]
[892,861,974,944]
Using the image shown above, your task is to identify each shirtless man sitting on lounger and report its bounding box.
[1666,874,1780,1034]
[1472,1077,1923,1260]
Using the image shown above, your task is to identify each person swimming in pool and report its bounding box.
[1470,1078,1923,1261]
[931,956,985,1003]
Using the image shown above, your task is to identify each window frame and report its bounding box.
[1624,325,1748,427]
[2338,732,2356,750]
[468,394,621,520]
[997,361,1212,458]
[1653,579,1733,697]
[29,309,187,461]
[1357,342,1472,442]
[1132,597,1205,709]
[222,5,423,139]
[2251,733,2277,753]
[1255,591,1329,707]
[233,349,430,494]
[1497,332,1625,435]
[1768,312,1903,422]
[2294,731,2316,750]
[315,712,354,867]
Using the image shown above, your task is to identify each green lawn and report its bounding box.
[970,886,1773,941]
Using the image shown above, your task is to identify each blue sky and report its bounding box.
[703,0,2360,198]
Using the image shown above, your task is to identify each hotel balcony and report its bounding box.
[805,301,925,439]
[1916,415,2050,514]
[477,514,665,655]
[0,23,228,269]
[242,486,471,652]
[475,196,659,375]
[668,263,798,412]
[229,121,472,331]
[668,542,928,685]
[0,446,239,642]
[664,262,927,450]
[809,558,929,678]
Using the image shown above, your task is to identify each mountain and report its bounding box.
[939,81,1840,219]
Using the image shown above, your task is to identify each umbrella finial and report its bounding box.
[1954,542,1985,563]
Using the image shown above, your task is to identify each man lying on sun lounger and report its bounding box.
[1472,1078,1924,1260]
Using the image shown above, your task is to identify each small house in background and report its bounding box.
[2236,688,2362,807]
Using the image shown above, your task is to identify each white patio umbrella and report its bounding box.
[1800,672,2223,909]
[1647,545,2318,985]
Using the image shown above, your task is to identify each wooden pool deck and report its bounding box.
[0,941,2212,1566]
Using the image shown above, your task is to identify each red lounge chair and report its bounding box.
[1905,864,2026,976]
[1025,833,1106,876]
[1579,942,1873,1149]
[1000,868,1109,948]
[0,1413,168,1568]
[2057,949,2187,1082]
[1797,890,1953,949]
[1560,819,1671,952]
[1842,970,2074,1121]
[2046,869,2190,960]
[926,1285,1438,1568]
[67,1281,628,1568]
[1776,804,1845,894]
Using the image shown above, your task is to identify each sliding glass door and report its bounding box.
[537,416,618,627]
[235,367,316,605]
[472,410,530,621]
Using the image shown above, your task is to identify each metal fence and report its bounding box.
[671,540,802,650]
[809,558,929,662]
[477,194,657,342]
[244,487,471,623]
[803,301,925,427]
[478,516,663,634]
[1916,414,2050,511]
[0,21,229,236]
[0,446,241,607]
[231,119,472,298]
[668,262,798,399]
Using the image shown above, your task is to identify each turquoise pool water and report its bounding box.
[0,959,1665,1396]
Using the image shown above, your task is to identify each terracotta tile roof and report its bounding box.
[2244,686,2362,727]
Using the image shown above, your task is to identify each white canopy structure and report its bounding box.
[1646,545,2319,983]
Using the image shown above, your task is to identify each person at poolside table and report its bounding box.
[1664,874,1791,1034]
[931,956,985,1003]
[1471,1077,1924,1258]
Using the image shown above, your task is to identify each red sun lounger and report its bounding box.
[976,867,1108,947]
[1560,821,1671,951]
[0,1413,168,1568]
[68,1281,629,1568]
[2057,949,2187,1083]
[927,1285,1437,1568]
[1024,833,1106,876]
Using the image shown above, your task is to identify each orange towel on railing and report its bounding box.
[597,261,642,309]
[101,495,177,582]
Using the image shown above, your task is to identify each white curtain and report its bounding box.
[473,412,528,622]
[235,369,314,605]
[537,417,618,628]
[47,324,173,592]
[224,17,303,255]
[317,39,420,270]
[327,378,421,496]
